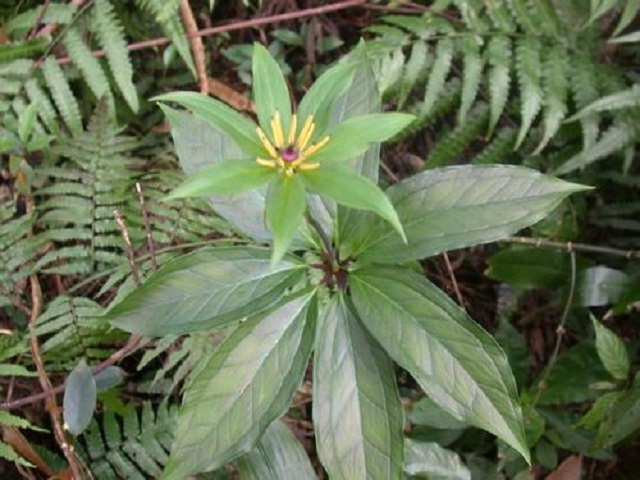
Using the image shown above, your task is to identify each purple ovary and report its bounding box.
[281,145,300,162]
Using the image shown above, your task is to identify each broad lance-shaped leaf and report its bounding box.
[161,293,317,478]
[314,295,404,480]
[166,159,275,199]
[345,165,589,264]
[350,266,530,462]
[302,163,406,243]
[236,421,316,480]
[106,247,304,336]
[162,105,273,243]
[266,174,307,266]
[252,43,292,139]
[404,439,471,480]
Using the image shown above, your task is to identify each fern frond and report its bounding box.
[514,37,543,149]
[62,27,115,115]
[4,3,77,37]
[134,0,195,76]
[422,37,454,116]
[398,40,429,108]
[534,46,569,154]
[41,57,83,133]
[571,55,602,152]
[78,401,177,478]
[613,0,640,36]
[486,0,517,32]
[458,35,483,124]
[486,36,511,136]
[426,102,489,168]
[0,38,48,62]
[472,127,517,164]
[92,0,139,112]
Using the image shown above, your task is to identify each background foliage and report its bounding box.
[0,0,639,478]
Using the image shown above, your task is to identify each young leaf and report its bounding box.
[302,163,406,242]
[106,247,305,336]
[348,165,589,265]
[266,175,307,266]
[591,314,629,380]
[252,43,292,140]
[236,421,316,480]
[165,160,274,199]
[63,359,97,436]
[309,113,414,165]
[404,439,471,480]
[350,266,530,463]
[162,293,316,478]
[155,92,265,157]
[313,295,404,480]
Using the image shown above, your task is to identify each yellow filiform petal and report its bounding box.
[270,111,285,148]
[303,136,330,158]
[298,162,320,171]
[287,114,298,145]
[256,158,277,168]
[256,126,277,158]
[296,115,315,151]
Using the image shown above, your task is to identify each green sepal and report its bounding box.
[266,174,307,266]
[252,43,292,141]
[301,163,406,243]
[165,160,275,199]
[309,113,414,164]
[154,92,265,157]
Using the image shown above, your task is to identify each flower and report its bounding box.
[255,111,329,176]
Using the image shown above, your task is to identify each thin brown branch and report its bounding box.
[503,236,639,260]
[135,183,157,272]
[28,0,52,39]
[114,209,141,286]
[34,0,87,39]
[179,0,209,94]
[28,276,84,478]
[441,252,465,309]
[53,0,367,65]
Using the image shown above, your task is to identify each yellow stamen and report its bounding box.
[298,163,320,171]
[296,115,315,151]
[271,111,285,148]
[303,136,330,158]
[287,114,298,144]
[256,126,277,158]
[256,158,277,168]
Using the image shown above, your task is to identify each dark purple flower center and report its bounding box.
[280,145,300,162]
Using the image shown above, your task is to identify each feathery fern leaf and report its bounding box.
[92,0,139,112]
[459,35,483,125]
[613,0,640,36]
[486,36,511,137]
[514,37,543,150]
[422,37,454,116]
[0,38,48,63]
[41,57,83,133]
[4,3,78,38]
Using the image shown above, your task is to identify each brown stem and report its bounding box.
[179,0,208,94]
[441,252,465,309]
[28,276,85,478]
[135,183,157,272]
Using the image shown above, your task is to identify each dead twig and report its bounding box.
[179,0,209,94]
[135,183,157,272]
[114,209,141,286]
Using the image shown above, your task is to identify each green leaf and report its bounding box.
[155,92,265,157]
[41,57,82,133]
[163,106,272,243]
[494,318,530,391]
[63,359,97,436]
[399,40,428,108]
[309,113,414,165]
[297,59,358,139]
[93,0,138,112]
[407,396,469,430]
[459,36,483,125]
[576,267,631,307]
[534,47,569,154]
[162,293,316,478]
[350,266,529,462]
[165,160,274,199]
[0,364,36,377]
[567,85,640,121]
[486,248,571,288]
[486,36,511,137]
[266,175,307,266]
[313,295,404,480]
[609,29,640,43]
[350,165,589,265]
[514,37,542,150]
[18,103,38,143]
[236,421,316,480]
[94,366,124,391]
[423,38,454,116]
[252,43,292,139]
[404,439,471,480]
[613,0,640,36]
[106,247,304,336]
[591,314,629,380]
[577,391,623,429]
[595,378,640,447]
[302,164,406,242]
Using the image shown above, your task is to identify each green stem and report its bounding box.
[503,236,638,260]
[306,214,336,265]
